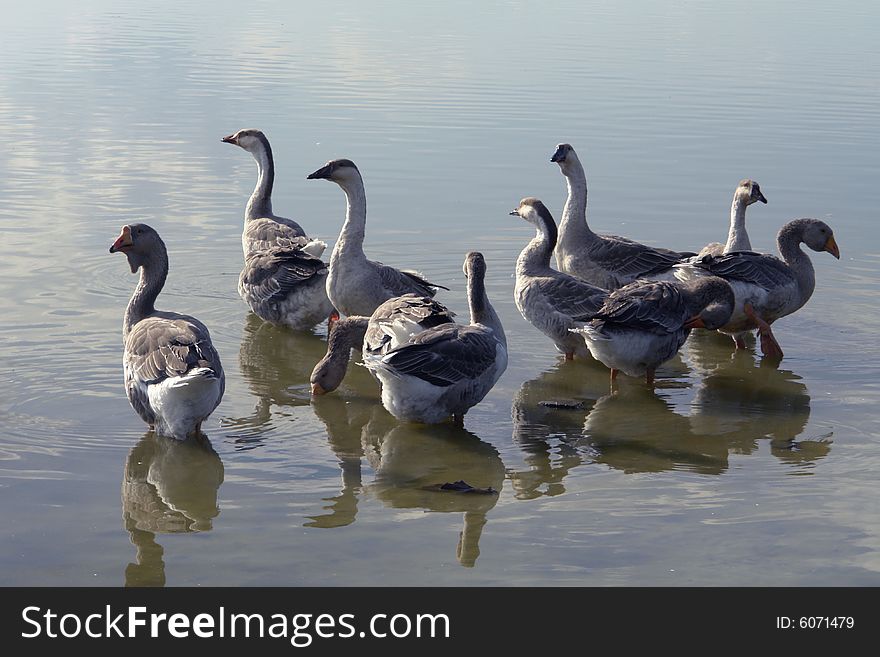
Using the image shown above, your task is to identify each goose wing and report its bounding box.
[691,251,795,289]
[534,275,608,321]
[240,247,328,306]
[372,260,448,298]
[593,235,688,280]
[591,280,688,334]
[378,324,499,387]
[244,217,310,252]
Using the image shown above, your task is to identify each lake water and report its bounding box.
[1,0,879,586]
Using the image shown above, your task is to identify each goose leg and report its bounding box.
[744,303,784,360]
[732,333,748,350]
[564,351,574,361]
[452,413,464,428]
[645,368,655,388]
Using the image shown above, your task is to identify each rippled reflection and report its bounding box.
[362,420,503,568]
[121,432,224,586]
[222,315,332,447]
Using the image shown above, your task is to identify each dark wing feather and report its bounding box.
[591,280,688,334]
[372,260,447,297]
[240,247,328,306]
[380,325,499,387]
[593,236,687,278]
[691,252,795,289]
[534,276,607,321]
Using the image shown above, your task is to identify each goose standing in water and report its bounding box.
[306,159,446,318]
[571,277,735,387]
[510,197,607,360]
[677,218,840,360]
[310,294,455,395]
[697,179,768,258]
[363,252,507,426]
[550,143,693,289]
[110,224,225,439]
[222,129,334,330]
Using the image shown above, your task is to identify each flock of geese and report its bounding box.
[109,129,840,439]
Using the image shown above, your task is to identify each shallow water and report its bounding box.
[1,0,879,586]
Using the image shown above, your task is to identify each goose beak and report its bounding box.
[824,235,840,259]
[757,191,768,204]
[509,209,520,217]
[220,134,236,144]
[550,146,566,163]
[310,382,327,396]
[109,225,133,253]
[683,315,705,329]
[307,163,334,180]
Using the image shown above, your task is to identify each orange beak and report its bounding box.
[684,315,705,329]
[310,382,326,396]
[109,225,133,253]
[824,235,840,259]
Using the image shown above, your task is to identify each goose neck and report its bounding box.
[557,159,594,248]
[124,252,167,336]
[777,223,815,300]
[468,274,506,344]
[724,194,750,253]
[245,140,274,221]
[334,174,368,258]
[517,216,557,276]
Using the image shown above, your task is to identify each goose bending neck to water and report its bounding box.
[679,218,840,361]
[550,143,693,289]
[363,252,507,426]
[110,224,225,439]
[310,294,455,395]
[510,197,607,360]
[222,129,333,330]
[572,276,735,388]
[306,158,446,318]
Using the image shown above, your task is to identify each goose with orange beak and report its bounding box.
[676,217,840,361]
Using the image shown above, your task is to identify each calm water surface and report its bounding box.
[1,0,879,586]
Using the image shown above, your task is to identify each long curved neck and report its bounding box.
[777,223,815,302]
[333,174,368,260]
[124,252,168,336]
[245,139,274,221]
[557,155,594,255]
[468,273,505,344]
[724,194,750,253]
[517,216,557,276]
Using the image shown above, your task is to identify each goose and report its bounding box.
[550,143,694,289]
[110,224,225,439]
[571,276,735,387]
[310,294,455,395]
[363,252,507,426]
[510,197,607,360]
[696,179,768,258]
[306,158,446,317]
[222,128,334,330]
[676,217,840,360]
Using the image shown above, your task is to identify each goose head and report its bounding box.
[463,251,487,281]
[735,179,768,206]
[550,143,583,175]
[510,197,555,229]
[797,219,840,259]
[683,277,736,330]
[220,128,269,154]
[306,159,361,187]
[310,316,369,395]
[109,223,163,273]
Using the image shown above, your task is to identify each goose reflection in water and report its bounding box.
[584,339,829,474]
[361,416,504,568]
[222,315,351,447]
[121,432,224,586]
[305,393,375,529]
